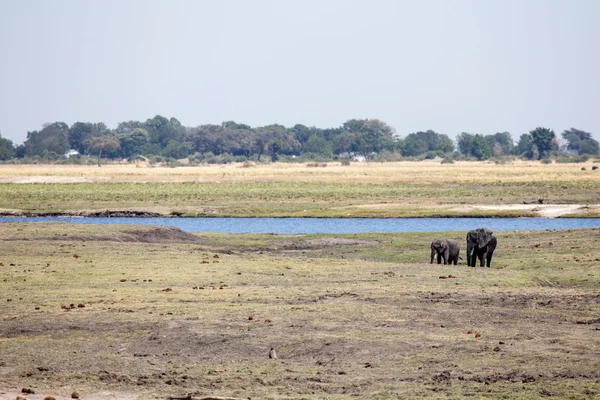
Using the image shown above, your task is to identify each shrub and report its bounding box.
[306,163,327,168]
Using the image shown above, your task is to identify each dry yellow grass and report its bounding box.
[1,160,599,184]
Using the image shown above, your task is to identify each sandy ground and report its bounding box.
[463,204,600,217]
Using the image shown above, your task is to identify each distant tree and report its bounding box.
[517,133,534,157]
[401,130,454,157]
[84,135,120,166]
[290,124,313,144]
[143,115,185,148]
[186,124,224,154]
[163,140,192,159]
[221,121,251,130]
[303,135,332,157]
[321,127,344,141]
[23,122,70,157]
[470,134,493,160]
[0,132,16,160]
[254,125,300,161]
[332,132,359,155]
[115,120,143,134]
[267,140,281,162]
[457,132,493,160]
[342,119,395,156]
[529,127,557,159]
[68,122,109,153]
[489,132,514,157]
[118,128,150,158]
[186,125,257,157]
[457,133,475,156]
[561,128,599,155]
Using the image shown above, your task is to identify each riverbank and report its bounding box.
[1,203,599,219]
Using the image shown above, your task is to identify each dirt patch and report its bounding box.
[117,227,202,243]
[0,176,92,183]
[302,238,378,247]
[5,226,203,244]
[454,204,600,217]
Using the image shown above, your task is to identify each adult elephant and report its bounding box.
[466,228,497,268]
[430,238,461,265]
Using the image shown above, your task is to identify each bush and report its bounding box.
[556,154,590,163]
[541,158,552,164]
[306,163,327,168]
[340,159,351,166]
[375,150,403,162]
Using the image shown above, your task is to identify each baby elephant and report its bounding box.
[430,239,461,265]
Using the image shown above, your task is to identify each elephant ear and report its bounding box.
[477,228,493,248]
[467,230,478,243]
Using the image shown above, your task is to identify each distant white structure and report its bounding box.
[65,149,80,158]
[339,152,368,162]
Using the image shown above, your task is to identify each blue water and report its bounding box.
[1,217,600,234]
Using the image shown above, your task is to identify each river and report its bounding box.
[1,216,600,234]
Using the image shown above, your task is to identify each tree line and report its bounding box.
[0,116,597,163]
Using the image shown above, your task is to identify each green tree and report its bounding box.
[303,135,332,157]
[254,125,300,161]
[68,122,109,153]
[221,121,251,130]
[457,133,475,156]
[561,128,599,155]
[84,135,121,166]
[470,134,493,160]
[290,124,313,144]
[115,120,143,134]
[402,130,454,157]
[23,122,70,157]
[517,133,534,157]
[143,115,185,148]
[163,140,192,159]
[0,132,16,160]
[529,127,556,159]
[489,132,514,157]
[457,132,493,160]
[332,132,359,155]
[118,128,150,158]
[342,119,395,156]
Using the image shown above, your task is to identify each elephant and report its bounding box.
[466,228,497,268]
[430,238,461,265]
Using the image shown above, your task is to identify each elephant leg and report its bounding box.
[437,253,442,264]
[486,254,493,268]
[430,249,435,264]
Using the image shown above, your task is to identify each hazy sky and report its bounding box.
[1,0,599,145]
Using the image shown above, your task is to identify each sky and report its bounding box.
[0,0,599,145]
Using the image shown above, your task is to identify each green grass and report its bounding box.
[0,180,597,217]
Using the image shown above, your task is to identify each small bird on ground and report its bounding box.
[269,347,277,359]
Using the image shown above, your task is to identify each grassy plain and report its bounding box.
[0,223,599,399]
[1,161,600,217]
[0,161,599,399]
